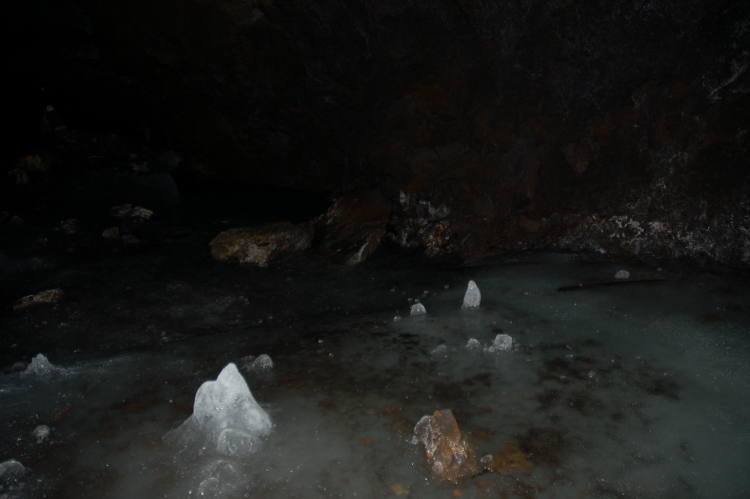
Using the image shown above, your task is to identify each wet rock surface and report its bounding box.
[414,409,480,484]
[210,222,313,265]
[9,0,748,267]
[312,190,392,265]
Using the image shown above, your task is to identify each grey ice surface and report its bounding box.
[0,252,749,498]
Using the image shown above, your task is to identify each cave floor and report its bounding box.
[2,161,750,498]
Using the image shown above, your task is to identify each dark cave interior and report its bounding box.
[1,2,750,497]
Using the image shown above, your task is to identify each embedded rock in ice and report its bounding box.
[413,409,480,483]
[462,280,481,310]
[615,269,630,279]
[492,334,513,352]
[167,363,271,457]
[466,338,481,351]
[32,425,50,443]
[23,354,58,375]
[481,442,534,475]
[410,303,427,316]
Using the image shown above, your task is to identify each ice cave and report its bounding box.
[2,1,750,498]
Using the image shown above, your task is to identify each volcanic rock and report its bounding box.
[210,222,313,265]
[12,289,64,312]
[312,190,392,265]
[414,409,480,483]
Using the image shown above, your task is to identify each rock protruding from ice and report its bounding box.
[462,280,481,310]
[167,363,271,457]
[32,425,50,443]
[23,354,58,375]
[615,269,630,279]
[492,334,513,351]
[413,409,479,483]
[410,303,427,316]
[466,338,482,351]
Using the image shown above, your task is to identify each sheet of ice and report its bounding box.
[462,280,481,309]
[167,362,271,457]
[615,269,630,279]
[0,253,748,499]
[491,333,513,351]
[22,353,57,375]
[410,303,426,316]
[32,425,50,443]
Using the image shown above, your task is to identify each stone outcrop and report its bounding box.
[210,222,313,265]
[12,289,64,312]
[312,190,392,265]
[414,409,480,484]
[10,1,749,266]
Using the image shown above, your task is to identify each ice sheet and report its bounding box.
[0,253,748,498]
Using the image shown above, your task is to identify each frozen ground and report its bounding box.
[1,252,749,498]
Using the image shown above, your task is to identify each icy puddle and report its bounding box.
[2,254,750,498]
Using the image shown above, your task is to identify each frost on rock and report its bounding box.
[462,280,481,310]
[410,303,427,316]
[492,334,513,352]
[413,409,479,483]
[32,425,50,443]
[615,270,630,279]
[167,363,272,457]
[22,354,58,375]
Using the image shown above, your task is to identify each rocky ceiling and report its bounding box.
[8,0,750,265]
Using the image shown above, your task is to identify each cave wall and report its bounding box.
[10,0,750,264]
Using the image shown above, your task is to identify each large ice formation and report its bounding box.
[462,280,481,310]
[410,303,427,316]
[167,363,272,457]
[22,354,57,375]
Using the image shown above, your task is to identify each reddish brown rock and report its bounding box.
[12,289,64,312]
[210,222,313,265]
[414,409,480,483]
[481,442,534,475]
[313,190,392,265]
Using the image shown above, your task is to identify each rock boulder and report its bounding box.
[414,409,480,483]
[210,222,313,265]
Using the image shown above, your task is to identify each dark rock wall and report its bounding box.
[10,0,750,264]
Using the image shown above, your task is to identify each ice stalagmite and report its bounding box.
[462,280,481,310]
[410,303,427,316]
[167,363,272,457]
